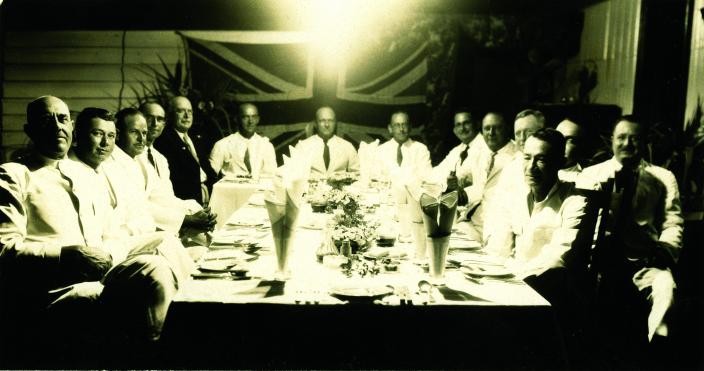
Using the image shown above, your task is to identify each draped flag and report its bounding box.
[179,31,428,155]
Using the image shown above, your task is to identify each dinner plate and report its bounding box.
[460,265,513,278]
[329,285,394,303]
[198,260,249,275]
[300,222,323,230]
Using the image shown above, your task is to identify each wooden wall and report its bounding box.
[686,0,704,128]
[564,0,642,114]
[1,31,184,161]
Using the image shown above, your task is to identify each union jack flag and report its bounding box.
[179,31,429,155]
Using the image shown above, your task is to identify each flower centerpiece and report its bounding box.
[315,188,379,259]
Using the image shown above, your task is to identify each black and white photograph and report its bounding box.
[0,0,702,369]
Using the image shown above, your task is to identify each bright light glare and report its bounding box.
[301,0,407,75]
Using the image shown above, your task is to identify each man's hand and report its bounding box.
[59,245,113,283]
[458,189,469,206]
[183,207,217,232]
[446,173,459,192]
[458,175,473,189]
[47,281,104,308]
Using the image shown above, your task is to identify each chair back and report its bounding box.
[568,183,612,293]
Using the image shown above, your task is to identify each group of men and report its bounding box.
[0,93,684,368]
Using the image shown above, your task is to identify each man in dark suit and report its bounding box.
[153,96,209,204]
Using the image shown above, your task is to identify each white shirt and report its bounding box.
[463,140,519,228]
[176,130,207,183]
[433,135,485,184]
[143,145,173,192]
[577,157,683,253]
[209,132,276,179]
[486,180,587,278]
[0,157,115,263]
[110,147,199,234]
[558,163,582,183]
[376,138,432,182]
[295,135,360,177]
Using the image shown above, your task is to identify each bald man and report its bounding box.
[457,112,518,241]
[209,103,276,180]
[0,96,187,350]
[556,118,586,182]
[153,96,209,203]
[295,106,359,177]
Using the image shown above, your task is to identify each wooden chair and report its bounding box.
[569,183,612,296]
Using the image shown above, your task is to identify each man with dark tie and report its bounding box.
[377,111,432,180]
[433,108,484,189]
[578,116,683,366]
[458,112,518,241]
[209,103,276,180]
[153,96,209,203]
[111,108,216,236]
[0,97,186,362]
[140,102,171,184]
[295,106,359,178]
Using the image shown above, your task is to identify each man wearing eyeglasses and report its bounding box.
[111,108,216,236]
[209,103,276,180]
[376,111,432,257]
[153,96,210,204]
[140,102,171,184]
[0,97,189,362]
[578,116,684,366]
[377,111,432,180]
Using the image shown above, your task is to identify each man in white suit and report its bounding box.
[209,103,276,180]
[459,112,518,241]
[140,102,172,187]
[295,106,359,178]
[112,108,216,236]
[377,111,432,256]
[0,97,185,356]
[433,108,484,189]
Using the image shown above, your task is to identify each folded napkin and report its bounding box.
[358,139,380,182]
[420,191,459,238]
[265,151,308,273]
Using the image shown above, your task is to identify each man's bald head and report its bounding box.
[314,106,337,141]
[238,103,260,139]
[25,96,73,159]
[556,119,585,168]
[514,109,545,152]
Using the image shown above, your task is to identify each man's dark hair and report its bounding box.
[530,128,566,160]
[75,107,114,137]
[482,111,506,126]
[515,109,546,127]
[138,101,163,113]
[115,107,144,132]
[612,114,645,133]
[389,110,410,124]
[454,107,480,131]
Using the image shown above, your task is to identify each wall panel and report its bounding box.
[1,31,184,160]
[685,0,704,127]
[565,0,642,114]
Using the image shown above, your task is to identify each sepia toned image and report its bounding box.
[0,0,702,369]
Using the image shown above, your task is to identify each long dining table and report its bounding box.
[159,182,568,369]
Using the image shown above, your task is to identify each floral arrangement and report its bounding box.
[324,189,379,251]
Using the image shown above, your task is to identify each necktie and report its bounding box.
[323,140,330,169]
[396,144,403,166]
[244,146,252,174]
[147,148,159,176]
[183,134,199,163]
[459,146,469,164]
[486,151,496,177]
